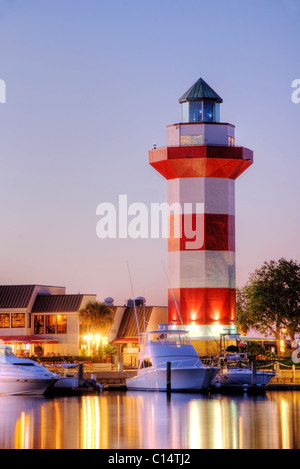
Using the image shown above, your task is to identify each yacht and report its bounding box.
[126,324,219,392]
[211,365,275,390]
[0,343,58,395]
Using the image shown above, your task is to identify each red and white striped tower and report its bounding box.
[149,78,253,341]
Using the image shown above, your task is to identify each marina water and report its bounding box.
[0,390,299,449]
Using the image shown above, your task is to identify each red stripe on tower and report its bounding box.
[149,78,253,334]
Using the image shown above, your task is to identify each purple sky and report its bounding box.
[0,0,299,306]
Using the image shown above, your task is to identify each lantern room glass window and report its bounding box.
[189,102,203,122]
[203,101,214,122]
[182,100,220,123]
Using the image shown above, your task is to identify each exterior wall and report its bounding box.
[146,307,168,331]
[168,178,235,216]
[168,251,236,290]
[28,312,80,356]
[56,295,96,355]
[53,313,79,356]
[0,290,98,356]
[25,285,66,335]
[0,285,67,337]
[119,306,168,367]
[192,339,220,357]
[0,307,27,337]
[108,306,126,342]
[167,123,235,147]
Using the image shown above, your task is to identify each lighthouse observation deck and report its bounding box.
[167,122,235,147]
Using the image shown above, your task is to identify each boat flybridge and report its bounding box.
[0,343,58,395]
[126,324,219,392]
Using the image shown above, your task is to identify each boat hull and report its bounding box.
[126,367,219,391]
[0,376,56,395]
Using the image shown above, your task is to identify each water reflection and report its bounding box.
[0,391,300,449]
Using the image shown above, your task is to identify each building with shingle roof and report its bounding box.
[0,284,168,362]
[0,284,96,356]
[113,305,168,366]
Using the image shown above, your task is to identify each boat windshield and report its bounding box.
[139,358,153,369]
[0,346,16,361]
[144,332,191,347]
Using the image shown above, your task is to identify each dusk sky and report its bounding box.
[0,0,299,306]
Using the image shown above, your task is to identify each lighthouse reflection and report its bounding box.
[0,392,300,449]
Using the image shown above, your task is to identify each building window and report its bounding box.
[34,315,45,334]
[0,314,10,328]
[46,315,56,334]
[27,313,31,328]
[34,314,67,334]
[11,313,25,328]
[57,315,67,334]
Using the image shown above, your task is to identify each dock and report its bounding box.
[83,364,300,392]
[84,368,136,390]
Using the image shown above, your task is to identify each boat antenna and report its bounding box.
[126,261,141,339]
[161,260,183,325]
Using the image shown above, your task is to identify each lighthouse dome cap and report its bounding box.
[179,77,223,103]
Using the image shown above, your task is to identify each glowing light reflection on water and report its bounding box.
[0,391,300,449]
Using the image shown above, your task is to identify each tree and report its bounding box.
[98,344,117,362]
[236,258,300,354]
[79,301,114,335]
[236,287,255,335]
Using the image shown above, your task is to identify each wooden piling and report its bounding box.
[251,361,257,386]
[166,362,171,394]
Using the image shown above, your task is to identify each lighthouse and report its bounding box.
[149,78,253,351]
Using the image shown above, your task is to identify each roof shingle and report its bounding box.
[117,306,153,338]
[179,77,223,103]
[32,295,84,313]
[0,285,36,309]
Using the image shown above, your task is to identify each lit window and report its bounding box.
[57,315,67,334]
[11,313,25,328]
[46,315,56,334]
[0,314,10,328]
[34,315,44,334]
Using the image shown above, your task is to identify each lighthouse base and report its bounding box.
[172,324,239,357]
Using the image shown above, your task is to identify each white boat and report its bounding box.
[52,364,103,394]
[0,344,58,395]
[126,324,219,392]
[211,366,275,390]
